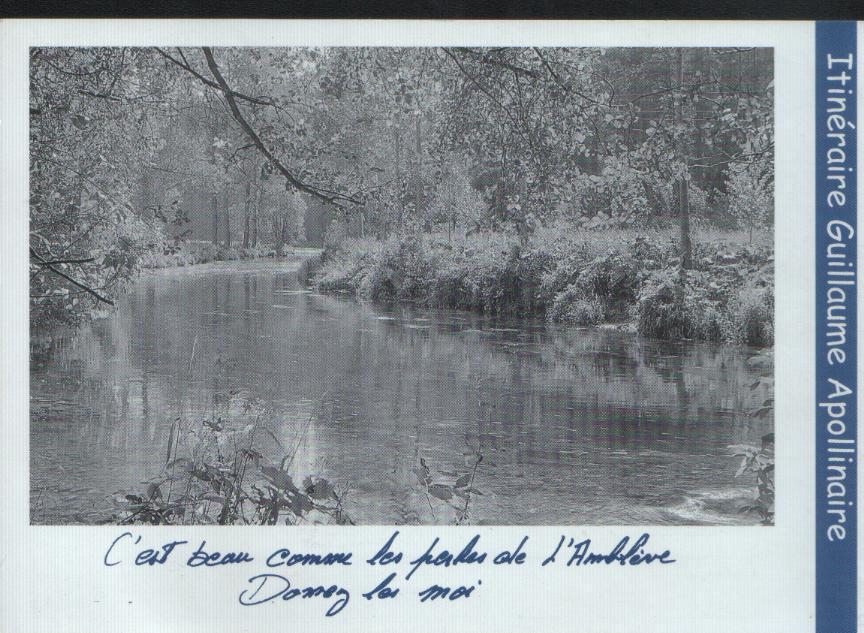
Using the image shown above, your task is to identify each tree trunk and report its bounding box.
[211,194,219,245]
[280,212,290,245]
[394,126,403,231]
[675,48,693,270]
[243,180,251,248]
[224,203,231,248]
[273,213,282,250]
[252,182,262,247]
[415,117,425,231]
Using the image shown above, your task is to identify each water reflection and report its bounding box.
[31,258,773,525]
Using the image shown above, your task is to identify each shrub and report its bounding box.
[359,234,436,302]
[636,269,724,341]
[314,225,774,346]
[548,284,605,326]
[574,251,640,313]
[429,249,470,309]
[316,239,382,294]
[727,284,774,346]
[323,218,349,254]
[110,412,353,526]
[454,235,550,315]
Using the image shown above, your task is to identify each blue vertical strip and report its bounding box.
[816,20,858,633]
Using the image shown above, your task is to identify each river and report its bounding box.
[30,255,773,525]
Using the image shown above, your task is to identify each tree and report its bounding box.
[30,45,773,326]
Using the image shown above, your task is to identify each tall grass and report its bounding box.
[139,241,280,269]
[315,223,774,346]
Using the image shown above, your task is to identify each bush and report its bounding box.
[363,234,436,303]
[727,284,774,346]
[636,269,724,341]
[110,412,353,526]
[138,241,278,270]
[315,225,774,347]
[320,231,547,315]
[574,251,641,313]
[316,239,382,294]
[457,236,526,313]
[548,285,605,325]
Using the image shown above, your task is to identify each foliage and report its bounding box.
[729,442,774,525]
[31,46,774,332]
[316,238,383,294]
[109,413,353,526]
[573,251,641,312]
[727,161,774,239]
[548,287,605,326]
[727,283,774,346]
[360,234,437,303]
[636,239,773,343]
[636,269,725,341]
[316,224,774,345]
[413,451,484,525]
[729,362,774,526]
[139,242,277,269]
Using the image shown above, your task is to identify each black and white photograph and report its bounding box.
[29,45,775,527]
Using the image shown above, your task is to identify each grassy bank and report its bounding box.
[139,241,282,269]
[314,224,774,346]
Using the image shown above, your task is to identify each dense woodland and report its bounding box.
[30,46,774,343]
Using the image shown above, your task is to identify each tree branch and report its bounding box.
[200,47,360,208]
[531,47,603,107]
[155,48,279,109]
[78,89,122,102]
[35,256,95,266]
[454,48,539,79]
[30,248,114,306]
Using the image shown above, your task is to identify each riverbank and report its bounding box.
[314,225,774,346]
[140,241,290,269]
[31,240,324,330]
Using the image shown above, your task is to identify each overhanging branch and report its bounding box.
[199,47,360,209]
[30,247,114,306]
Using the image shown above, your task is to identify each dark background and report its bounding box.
[1,0,860,19]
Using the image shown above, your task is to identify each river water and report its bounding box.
[31,256,773,525]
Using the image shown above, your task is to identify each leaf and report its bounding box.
[414,468,432,486]
[428,484,453,501]
[167,457,194,472]
[202,492,226,504]
[304,477,335,500]
[414,459,432,486]
[240,448,263,462]
[454,474,471,488]
[146,483,162,500]
[261,466,296,492]
[289,493,315,517]
[204,418,223,431]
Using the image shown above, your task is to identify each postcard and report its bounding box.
[0,18,858,633]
